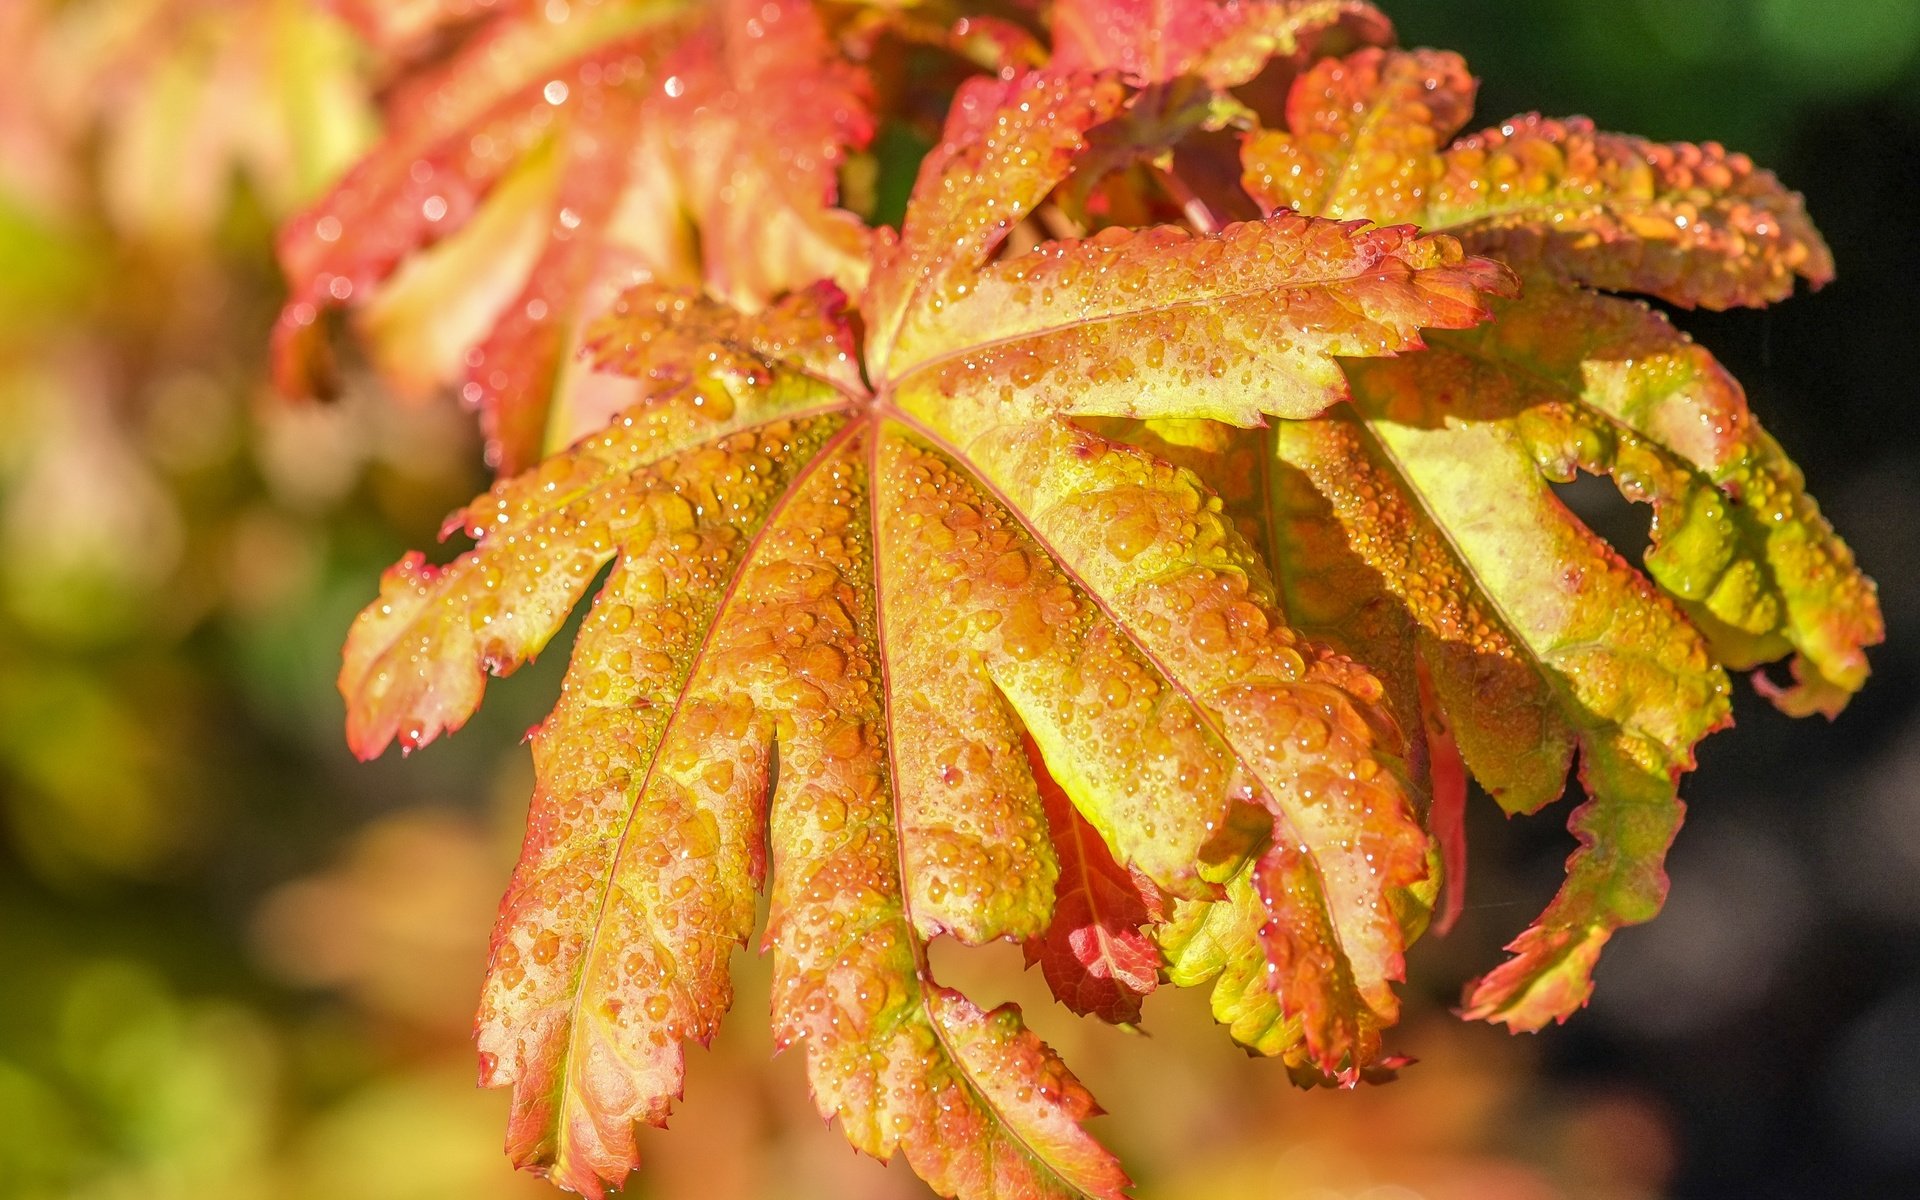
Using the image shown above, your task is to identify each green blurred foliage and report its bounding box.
[0,1,1910,1196]
[1394,0,1920,160]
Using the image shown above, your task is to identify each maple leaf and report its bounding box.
[274,0,874,472]
[338,65,1514,1197]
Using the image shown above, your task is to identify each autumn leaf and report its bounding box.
[274,0,874,472]
[338,65,1513,1197]
[316,2,1888,1192]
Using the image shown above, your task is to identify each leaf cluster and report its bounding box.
[299,2,1882,1196]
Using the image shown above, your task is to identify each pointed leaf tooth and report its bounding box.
[890,212,1515,424]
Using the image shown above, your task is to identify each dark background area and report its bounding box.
[0,2,1914,1198]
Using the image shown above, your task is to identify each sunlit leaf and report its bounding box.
[341,66,1512,1194]
[886,212,1513,425]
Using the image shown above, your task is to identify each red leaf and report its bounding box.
[1022,735,1164,1025]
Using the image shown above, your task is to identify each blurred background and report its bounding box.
[0,1,1913,1197]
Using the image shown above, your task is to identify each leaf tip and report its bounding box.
[1458,923,1610,1032]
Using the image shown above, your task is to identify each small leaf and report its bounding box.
[1160,869,1300,1057]
[1022,735,1165,1025]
